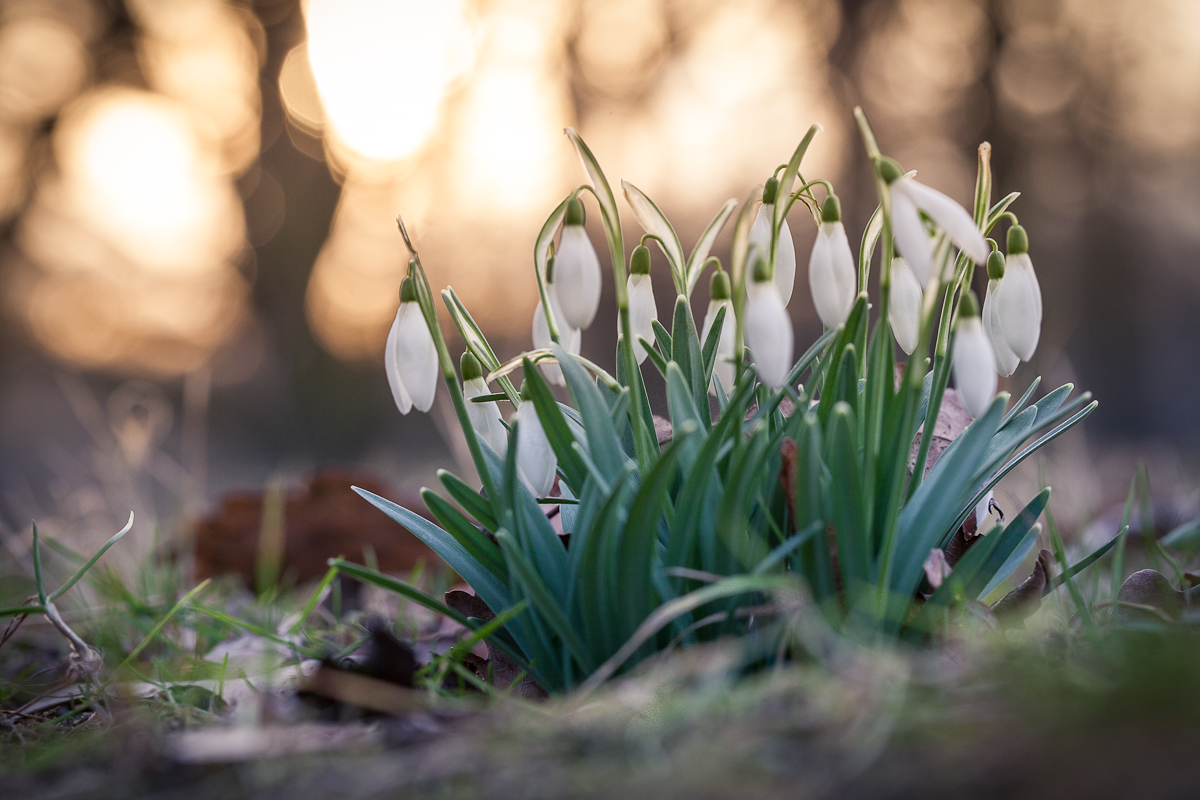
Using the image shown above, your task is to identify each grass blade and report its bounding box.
[114,579,212,675]
[49,512,134,602]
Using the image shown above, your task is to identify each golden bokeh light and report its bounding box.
[575,0,667,98]
[0,14,89,124]
[303,0,851,362]
[131,0,264,173]
[13,85,249,375]
[580,0,843,213]
[54,88,243,276]
[0,126,28,222]
[304,0,574,361]
[301,0,474,167]
[4,0,262,377]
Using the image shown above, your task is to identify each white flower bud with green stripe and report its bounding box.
[532,255,580,386]
[879,157,989,285]
[983,250,1020,377]
[625,244,658,365]
[807,194,856,329]
[385,276,438,414]
[462,351,508,457]
[748,177,797,304]
[888,256,923,355]
[515,380,557,497]
[743,252,794,389]
[995,225,1042,362]
[951,289,998,419]
[701,269,736,395]
[553,198,602,330]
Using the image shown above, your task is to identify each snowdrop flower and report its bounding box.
[625,245,658,365]
[532,256,580,386]
[701,269,736,395]
[461,351,508,457]
[743,254,794,389]
[982,251,1020,377]
[972,490,996,533]
[994,225,1042,362]
[951,290,998,419]
[515,381,557,497]
[385,276,438,414]
[807,195,856,329]
[879,158,989,285]
[888,257,923,355]
[553,198,602,330]
[748,177,797,304]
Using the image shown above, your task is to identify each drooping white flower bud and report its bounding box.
[516,381,557,497]
[532,256,580,386]
[701,269,736,395]
[625,245,658,365]
[973,490,995,533]
[879,157,988,286]
[462,351,508,457]
[888,257,923,355]
[743,255,794,389]
[982,251,1020,377]
[386,277,439,414]
[553,198,602,330]
[951,290,998,419]
[807,195,856,329]
[748,177,797,304]
[995,225,1041,362]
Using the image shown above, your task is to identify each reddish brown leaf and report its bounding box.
[193,469,437,587]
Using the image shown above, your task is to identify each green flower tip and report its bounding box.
[957,289,980,320]
[631,245,651,275]
[1007,224,1029,255]
[545,254,555,283]
[762,176,779,205]
[986,250,1006,281]
[751,252,771,283]
[821,194,841,223]
[565,197,585,226]
[460,351,483,381]
[399,275,417,303]
[519,379,533,400]
[710,269,731,300]
[877,156,904,184]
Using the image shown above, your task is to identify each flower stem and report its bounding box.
[398,218,500,499]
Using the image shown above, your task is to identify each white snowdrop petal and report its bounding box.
[532,303,564,386]
[901,179,989,264]
[395,302,439,412]
[974,490,994,531]
[983,280,1020,377]
[627,273,658,364]
[888,257,923,355]
[952,318,998,418]
[516,407,557,497]
[749,204,797,305]
[744,281,794,389]
[808,222,856,329]
[701,299,736,394]
[775,217,797,304]
[889,189,933,285]
[997,253,1042,361]
[554,226,602,330]
[385,308,413,415]
[465,377,508,457]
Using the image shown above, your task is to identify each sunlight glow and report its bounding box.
[302,0,473,165]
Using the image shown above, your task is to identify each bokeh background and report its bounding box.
[1,0,1198,552]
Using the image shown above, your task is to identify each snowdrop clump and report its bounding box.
[365,112,1094,694]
